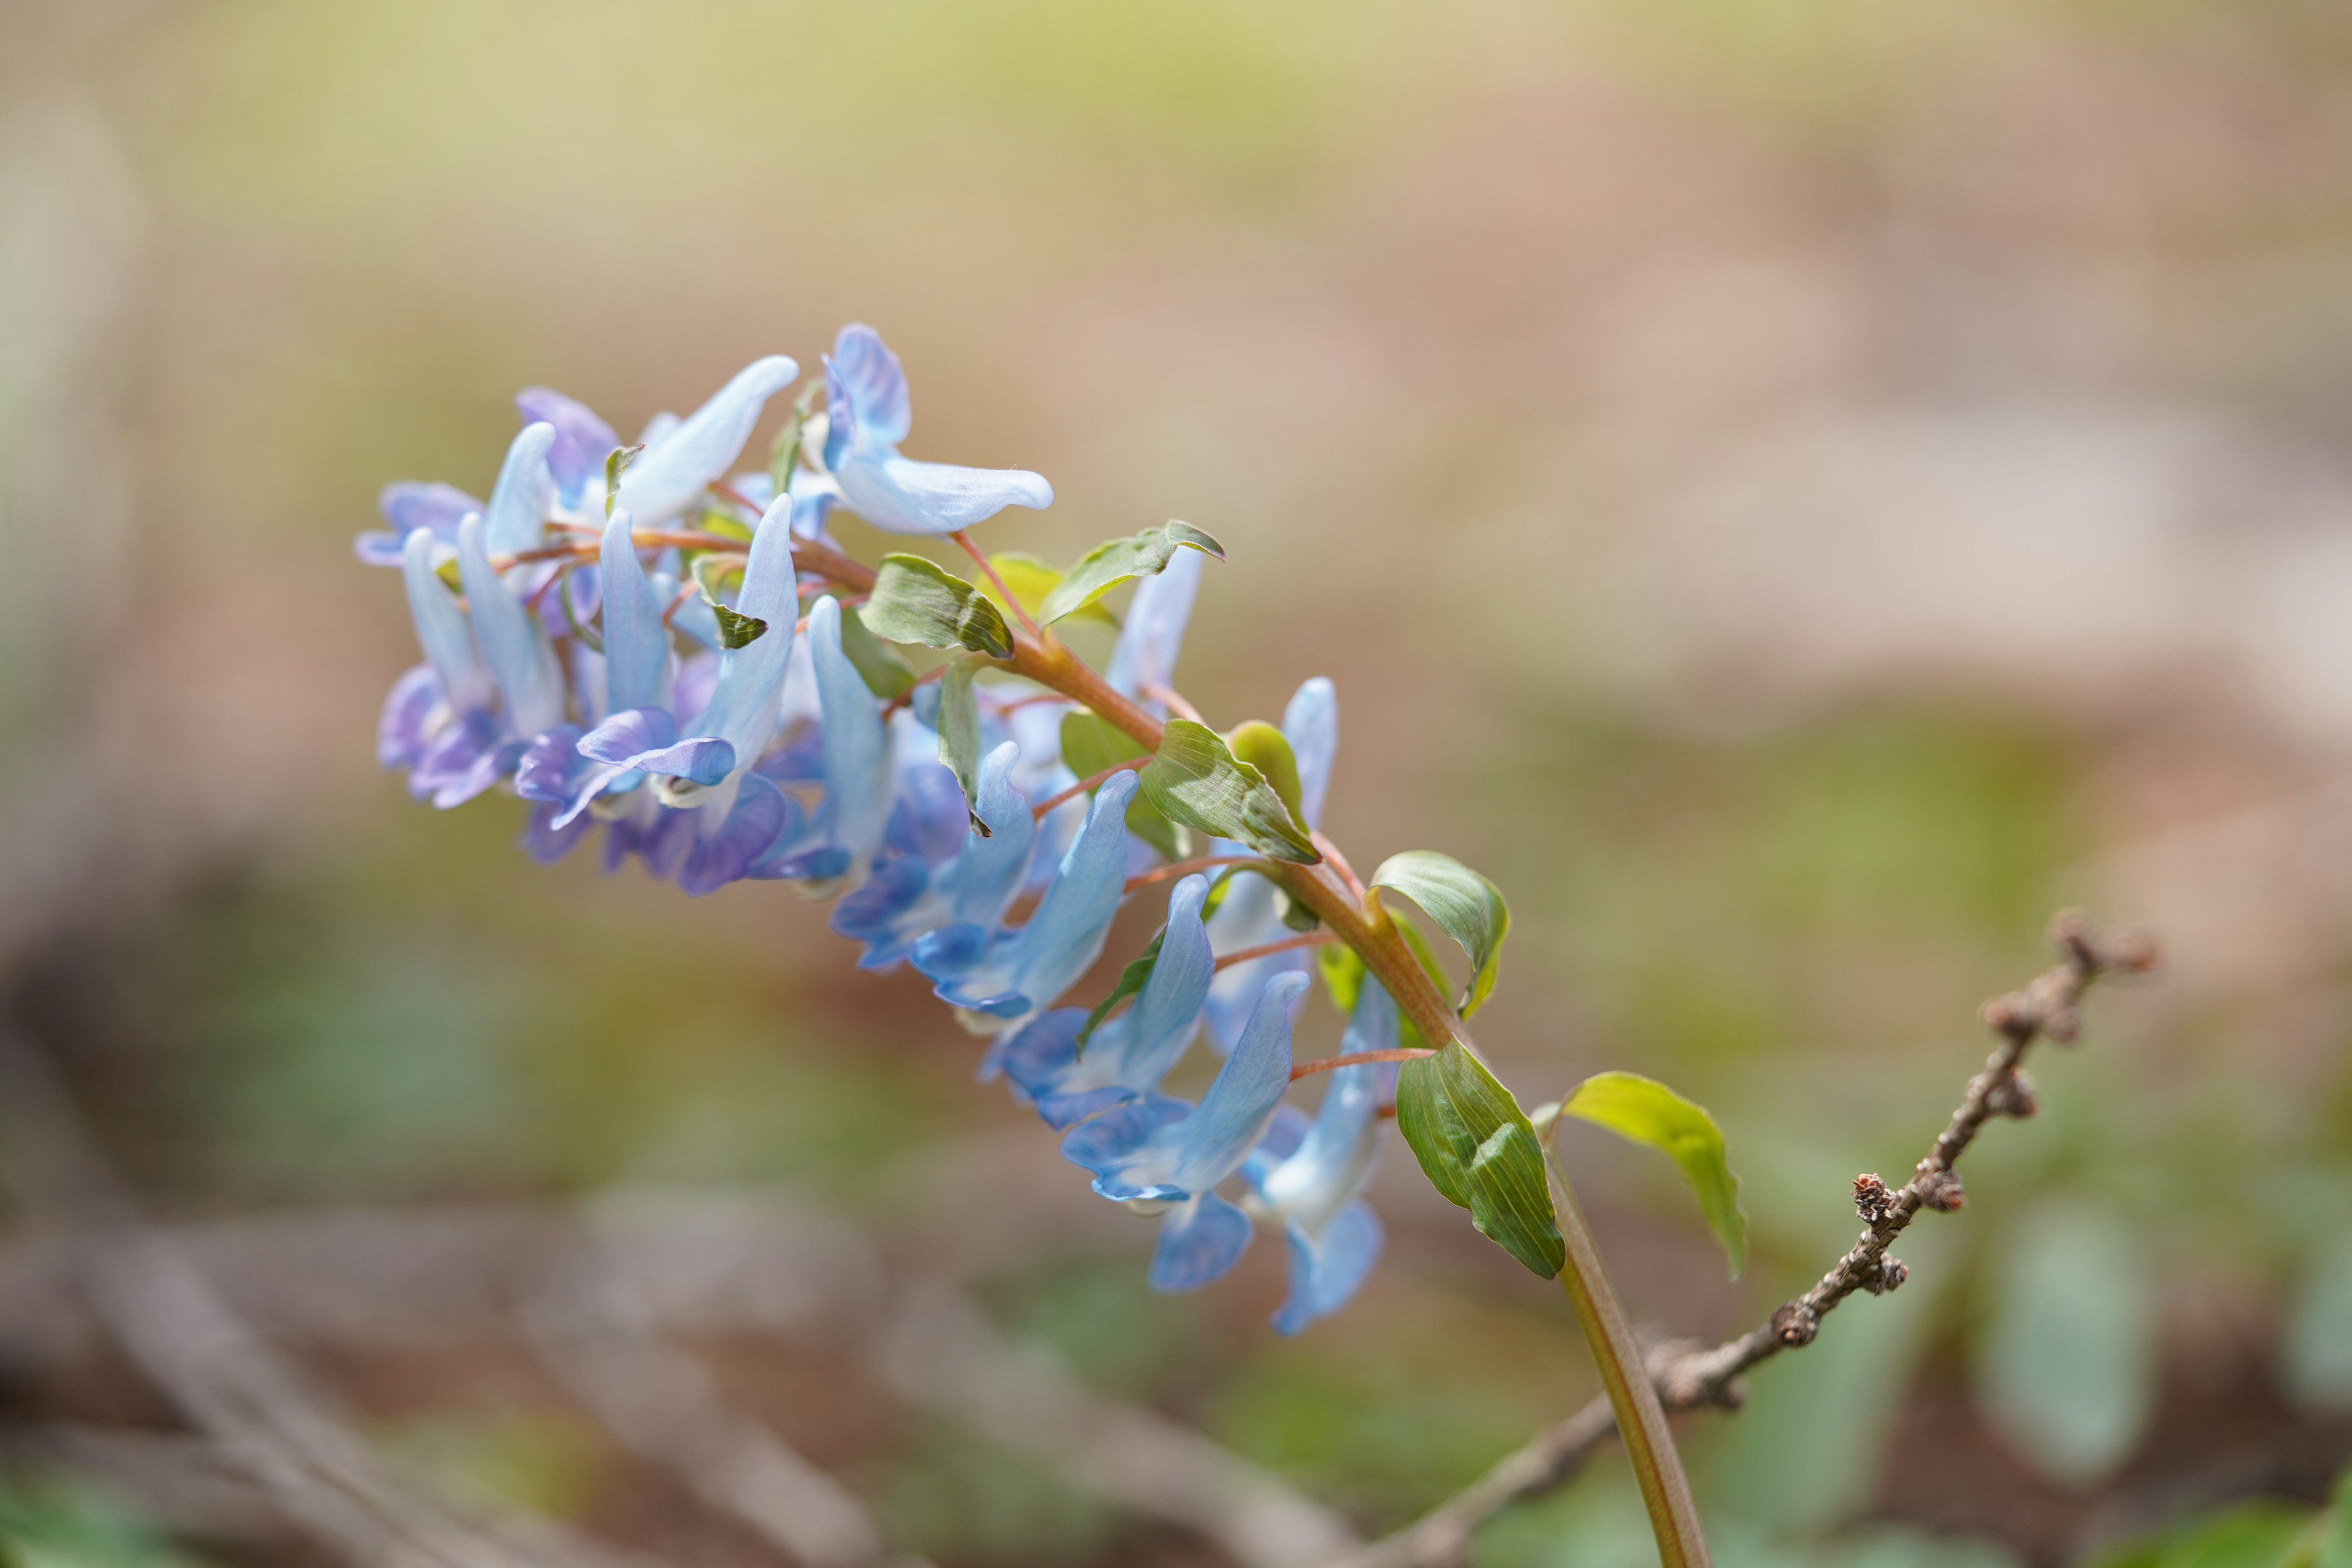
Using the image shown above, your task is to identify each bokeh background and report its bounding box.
[7,1,2352,1564]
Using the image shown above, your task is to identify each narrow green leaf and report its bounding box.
[1079,927,1165,1049]
[837,605,919,701]
[937,656,990,835]
[1227,721,1305,823]
[1038,521,1225,626]
[1559,1071,1747,1278]
[1370,850,1510,1017]
[1395,1042,1566,1278]
[1317,941,1365,1017]
[1138,719,1319,865]
[768,379,820,496]
[604,442,644,518]
[862,554,1015,658]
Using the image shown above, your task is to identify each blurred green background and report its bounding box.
[8,1,2352,1564]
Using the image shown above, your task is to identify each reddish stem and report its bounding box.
[1289,1048,1436,1083]
[1122,854,1262,894]
[1213,930,1337,971]
[1031,756,1149,820]
[953,529,1042,639]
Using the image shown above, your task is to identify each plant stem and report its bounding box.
[1543,1144,1711,1568]
[834,533,1712,1568]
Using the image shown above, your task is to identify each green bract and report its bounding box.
[1396,1042,1566,1278]
[837,605,916,699]
[1138,720,1319,864]
[707,598,769,650]
[1227,720,1305,823]
[982,551,1120,631]
[1038,521,1224,626]
[1555,1071,1747,1278]
[1079,927,1165,1049]
[1371,851,1510,1017]
[862,554,1016,658]
[936,656,988,834]
[1061,711,1188,860]
[603,442,644,519]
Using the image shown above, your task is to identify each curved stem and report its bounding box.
[890,560,1711,1568]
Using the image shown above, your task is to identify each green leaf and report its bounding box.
[862,554,1016,658]
[1558,1071,1747,1278]
[1137,720,1319,865]
[434,556,464,594]
[2315,1463,2352,1568]
[1318,941,1365,1017]
[1060,712,1188,861]
[694,507,755,543]
[1370,851,1510,1017]
[1227,721,1304,823]
[937,656,989,834]
[981,552,1119,631]
[706,597,769,650]
[1079,927,1165,1049]
[1976,1200,2156,1485]
[604,443,644,518]
[837,603,918,701]
[1038,521,1225,626]
[1394,1042,1565,1278]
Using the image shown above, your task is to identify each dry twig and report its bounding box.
[1340,911,2158,1568]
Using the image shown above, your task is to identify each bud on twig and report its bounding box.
[1853,1173,1895,1224]
[1770,1302,1819,1347]
[1861,1255,1908,1295]
[1915,1170,1964,1212]
[1985,1071,2037,1118]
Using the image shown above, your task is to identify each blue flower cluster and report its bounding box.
[366,325,1393,1331]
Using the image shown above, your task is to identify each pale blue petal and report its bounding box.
[1163,970,1303,1194]
[1061,1092,1189,1191]
[1107,546,1204,701]
[1282,676,1338,831]
[1151,1193,1254,1292]
[379,481,481,539]
[600,508,671,714]
[680,774,795,896]
[824,322,911,457]
[944,742,1034,923]
[456,513,566,737]
[401,529,490,711]
[1273,1201,1383,1333]
[685,493,798,766]
[810,595,891,874]
[482,423,557,556]
[1003,771,1139,1009]
[377,664,440,768]
[1202,872,1305,1053]
[1118,873,1215,1085]
[832,451,1054,537]
[616,355,798,524]
[1256,1060,1382,1234]
[516,387,618,505]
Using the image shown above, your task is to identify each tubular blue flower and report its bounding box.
[819,324,1053,536]
[998,873,1215,1128]
[1060,970,1308,1291]
[385,526,513,808]
[1241,977,1397,1333]
[746,595,889,884]
[481,422,558,556]
[834,742,1036,970]
[1204,677,1342,1050]
[515,386,620,510]
[456,511,567,740]
[1106,546,1205,706]
[356,481,480,567]
[913,771,1137,1025]
[611,355,799,526]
